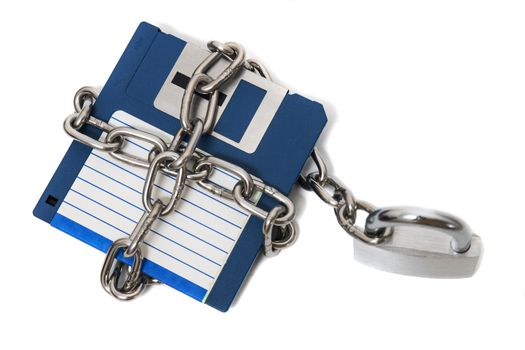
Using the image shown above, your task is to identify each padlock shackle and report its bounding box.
[365,206,473,253]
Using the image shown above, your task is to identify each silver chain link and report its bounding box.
[299,148,393,244]
[64,41,297,300]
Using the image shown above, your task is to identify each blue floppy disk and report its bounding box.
[34,22,327,312]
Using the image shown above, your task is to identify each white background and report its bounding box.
[1,1,524,349]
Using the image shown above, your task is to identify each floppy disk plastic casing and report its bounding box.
[34,22,327,312]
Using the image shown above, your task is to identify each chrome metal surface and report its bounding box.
[196,156,255,200]
[244,59,271,80]
[194,41,246,94]
[73,86,98,113]
[107,267,147,301]
[100,238,145,300]
[187,160,212,182]
[308,175,347,208]
[354,226,482,278]
[262,206,298,256]
[336,200,392,244]
[124,200,164,258]
[332,186,357,228]
[365,207,473,253]
[64,114,121,152]
[168,119,204,169]
[143,151,187,216]
[354,206,481,278]
[72,99,92,129]
[180,73,219,133]
[207,40,236,58]
[106,127,168,168]
[233,179,295,226]
[298,147,327,190]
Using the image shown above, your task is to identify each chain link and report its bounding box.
[299,148,392,244]
[233,179,295,226]
[64,90,121,152]
[100,238,146,301]
[194,41,246,94]
[106,127,168,168]
[262,206,297,257]
[196,156,255,201]
[244,59,271,80]
[64,41,298,300]
[125,200,164,258]
[143,153,187,215]
[180,73,219,133]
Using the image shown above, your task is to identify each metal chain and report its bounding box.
[299,148,393,244]
[63,41,297,300]
[181,41,297,257]
[61,36,483,287]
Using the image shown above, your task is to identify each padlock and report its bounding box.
[353,207,482,278]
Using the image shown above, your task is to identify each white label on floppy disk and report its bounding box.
[57,110,253,298]
[154,43,288,154]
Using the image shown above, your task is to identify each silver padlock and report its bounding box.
[353,206,482,278]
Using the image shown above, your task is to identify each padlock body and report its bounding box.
[353,226,482,278]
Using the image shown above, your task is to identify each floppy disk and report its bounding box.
[33,22,327,312]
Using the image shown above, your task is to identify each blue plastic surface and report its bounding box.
[34,22,327,312]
